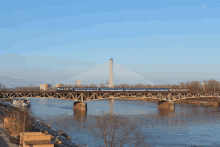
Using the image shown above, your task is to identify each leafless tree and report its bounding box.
[189,81,201,91]
[88,84,97,88]
[202,80,207,91]
[180,82,184,88]
[184,81,190,89]
[4,109,33,141]
[207,79,220,91]
[88,113,147,147]
[100,84,106,88]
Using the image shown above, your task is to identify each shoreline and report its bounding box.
[0,101,87,147]
[0,96,218,147]
[0,114,18,147]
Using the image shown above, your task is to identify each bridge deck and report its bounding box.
[1,91,220,104]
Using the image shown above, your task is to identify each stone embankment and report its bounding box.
[0,100,88,147]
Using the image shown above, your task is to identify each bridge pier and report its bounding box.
[73,102,87,122]
[109,99,114,115]
[158,100,175,110]
[158,100,175,117]
[73,101,87,111]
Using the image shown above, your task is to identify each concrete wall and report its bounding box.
[23,145,54,147]
[73,101,87,111]
[20,132,53,147]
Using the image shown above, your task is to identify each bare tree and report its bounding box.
[4,109,33,142]
[88,113,147,147]
[180,82,184,88]
[207,79,220,91]
[202,80,207,91]
[100,84,106,88]
[184,81,190,89]
[189,81,201,91]
[88,84,97,88]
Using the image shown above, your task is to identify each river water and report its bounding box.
[20,98,220,147]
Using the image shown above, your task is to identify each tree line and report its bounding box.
[2,79,220,92]
[64,79,220,91]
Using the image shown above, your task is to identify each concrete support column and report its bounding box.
[158,100,175,117]
[73,101,87,111]
[158,100,175,111]
[109,99,114,115]
[73,102,87,123]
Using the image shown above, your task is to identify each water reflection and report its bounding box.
[158,109,176,118]
[108,99,114,115]
[24,98,220,147]
[175,103,220,118]
[13,104,30,112]
[73,109,87,123]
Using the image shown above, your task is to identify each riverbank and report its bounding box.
[0,115,19,147]
[0,100,87,147]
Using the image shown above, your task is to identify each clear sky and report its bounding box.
[1,0,220,87]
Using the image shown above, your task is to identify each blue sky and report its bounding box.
[1,0,220,86]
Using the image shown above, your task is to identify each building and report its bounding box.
[76,80,81,86]
[40,84,52,91]
[55,83,62,87]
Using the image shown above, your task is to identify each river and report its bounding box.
[19,98,220,147]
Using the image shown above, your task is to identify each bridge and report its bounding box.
[0,91,219,101]
[1,91,220,111]
[1,58,219,121]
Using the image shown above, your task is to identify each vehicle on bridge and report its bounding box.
[100,87,124,91]
[147,88,170,91]
[74,87,99,91]
[124,88,147,91]
[55,87,189,92]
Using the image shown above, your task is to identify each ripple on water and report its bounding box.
[26,98,220,147]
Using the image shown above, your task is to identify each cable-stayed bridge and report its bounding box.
[62,61,154,86]
[1,59,220,112]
